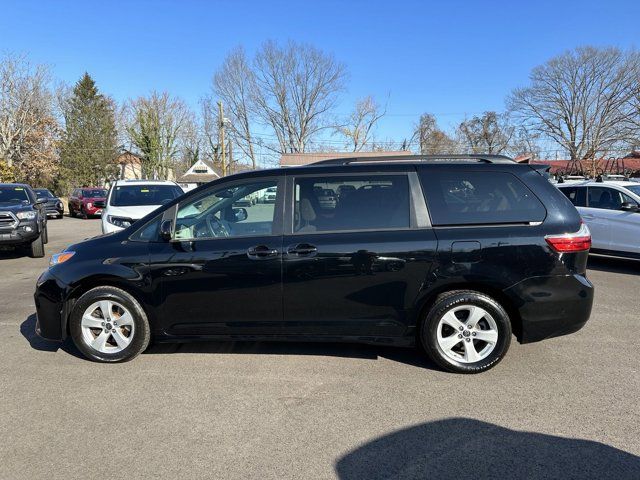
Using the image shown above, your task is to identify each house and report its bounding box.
[177,159,222,191]
[516,151,640,177]
[114,150,143,180]
[279,151,413,167]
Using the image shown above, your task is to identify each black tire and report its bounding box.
[69,286,151,363]
[42,225,48,244]
[57,213,63,219]
[70,207,76,218]
[419,290,512,374]
[28,234,45,258]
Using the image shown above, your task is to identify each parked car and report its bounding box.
[68,187,107,218]
[34,188,64,219]
[101,179,183,234]
[0,183,48,257]
[557,179,640,259]
[261,186,277,203]
[35,155,594,372]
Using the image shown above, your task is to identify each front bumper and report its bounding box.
[505,274,594,343]
[34,269,69,341]
[0,221,40,245]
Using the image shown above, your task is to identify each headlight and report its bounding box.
[49,251,75,267]
[57,201,63,208]
[17,211,37,220]
[107,215,132,228]
[86,202,92,208]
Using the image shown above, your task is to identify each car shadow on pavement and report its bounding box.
[0,247,25,259]
[20,313,83,359]
[335,418,640,480]
[588,255,640,275]
[146,341,440,370]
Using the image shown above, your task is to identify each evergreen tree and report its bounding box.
[60,73,118,189]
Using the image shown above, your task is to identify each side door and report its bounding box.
[281,169,437,337]
[584,186,618,250]
[597,188,640,255]
[69,189,78,212]
[148,175,285,336]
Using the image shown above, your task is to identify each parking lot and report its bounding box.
[0,216,639,479]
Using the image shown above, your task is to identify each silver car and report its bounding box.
[557,179,640,259]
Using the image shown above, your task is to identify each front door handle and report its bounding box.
[287,243,318,256]
[247,245,279,260]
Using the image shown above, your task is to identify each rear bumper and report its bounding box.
[505,274,594,344]
[34,269,69,341]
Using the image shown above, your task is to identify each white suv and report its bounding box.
[101,180,184,234]
[557,179,640,259]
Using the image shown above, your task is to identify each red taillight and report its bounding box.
[545,223,591,253]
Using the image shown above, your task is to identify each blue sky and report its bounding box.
[2,0,639,150]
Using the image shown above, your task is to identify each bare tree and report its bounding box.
[0,54,54,167]
[508,46,640,160]
[125,91,191,179]
[212,47,257,168]
[457,112,515,155]
[337,96,386,151]
[251,40,347,154]
[410,113,458,154]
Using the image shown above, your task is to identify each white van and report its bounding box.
[101,180,184,234]
[557,179,640,259]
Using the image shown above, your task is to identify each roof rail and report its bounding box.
[310,154,515,166]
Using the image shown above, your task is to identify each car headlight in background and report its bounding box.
[57,201,63,209]
[17,211,37,220]
[86,202,92,208]
[107,215,133,229]
[49,251,75,267]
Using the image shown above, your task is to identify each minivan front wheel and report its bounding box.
[69,286,150,362]
[421,290,512,373]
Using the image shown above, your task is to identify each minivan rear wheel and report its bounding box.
[420,290,511,373]
[69,286,150,362]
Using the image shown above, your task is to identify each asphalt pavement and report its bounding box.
[0,216,639,479]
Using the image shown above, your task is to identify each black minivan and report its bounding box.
[34,155,594,373]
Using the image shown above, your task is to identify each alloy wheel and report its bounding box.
[80,300,135,353]
[436,305,499,364]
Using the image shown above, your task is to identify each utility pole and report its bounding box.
[218,101,226,176]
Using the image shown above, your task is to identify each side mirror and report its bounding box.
[233,207,248,222]
[93,200,106,208]
[620,202,639,212]
[159,219,173,241]
[35,197,47,205]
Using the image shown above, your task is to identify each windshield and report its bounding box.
[110,185,183,207]
[35,189,54,198]
[82,189,107,198]
[623,185,640,197]
[0,186,31,205]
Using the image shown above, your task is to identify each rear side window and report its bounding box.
[293,175,410,233]
[419,170,546,226]
[558,186,587,207]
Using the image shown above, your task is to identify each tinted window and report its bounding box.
[624,185,640,197]
[588,187,636,210]
[110,185,182,206]
[175,180,278,239]
[82,189,107,198]
[419,170,546,226]
[558,186,587,207]
[293,175,410,233]
[35,189,54,198]
[0,186,31,205]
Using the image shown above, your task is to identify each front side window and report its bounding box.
[292,175,410,233]
[174,180,278,240]
[623,185,640,197]
[110,185,182,206]
[419,170,546,226]
[559,186,587,207]
[587,187,626,210]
